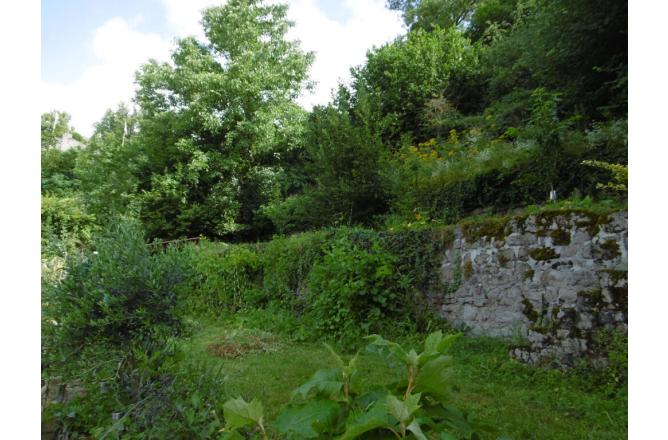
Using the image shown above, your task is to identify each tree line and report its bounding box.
[41,0,627,244]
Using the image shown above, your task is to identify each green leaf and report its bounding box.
[414,356,454,400]
[354,388,390,409]
[365,334,408,363]
[338,400,395,440]
[325,344,359,379]
[438,405,475,438]
[436,334,460,354]
[420,333,461,366]
[275,400,340,439]
[292,368,343,401]
[423,331,443,354]
[220,431,245,440]
[223,397,264,431]
[406,349,420,367]
[440,432,458,440]
[386,393,422,423]
[407,419,428,440]
[324,343,345,369]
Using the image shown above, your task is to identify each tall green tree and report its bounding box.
[352,26,480,144]
[41,110,74,149]
[483,0,627,122]
[133,0,313,240]
[305,92,390,226]
[387,0,481,31]
[75,104,141,220]
[41,111,84,195]
[387,0,519,41]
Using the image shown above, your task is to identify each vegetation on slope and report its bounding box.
[41,0,628,438]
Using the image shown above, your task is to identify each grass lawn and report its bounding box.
[179,319,627,440]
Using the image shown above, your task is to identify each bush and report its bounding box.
[572,329,628,397]
[262,192,327,235]
[178,241,263,316]
[43,218,190,356]
[260,230,330,306]
[304,233,414,344]
[174,228,450,343]
[41,195,97,253]
[44,343,229,439]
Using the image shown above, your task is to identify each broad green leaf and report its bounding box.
[365,334,408,363]
[423,331,443,354]
[406,349,420,367]
[436,334,461,354]
[345,351,359,377]
[386,393,422,423]
[292,368,343,401]
[438,405,475,438]
[220,431,245,440]
[440,432,457,440]
[407,419,428,440]
[275,400,340,439]
[414,356,454,400]
[355,388,390,409]
[324,343,345,369]
[420,333,462,365]
[338,400,395,440]
[223,397,264,431]
[325,344,359,379]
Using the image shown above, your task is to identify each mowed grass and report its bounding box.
[179,319,627,440]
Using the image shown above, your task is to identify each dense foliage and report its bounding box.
[41,0,627,242]
[41,0,628,437]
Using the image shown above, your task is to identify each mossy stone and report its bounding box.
[598,239,621,259]
[522,298,540,322]
[460,217,509,243]
[524,269,535,281]
[528,247,560,261]
[578,288,605,307]
[549,229,571,246]
[462,260,474,279]
[599,269,627,285]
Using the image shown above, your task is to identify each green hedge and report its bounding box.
[177,227,449,343]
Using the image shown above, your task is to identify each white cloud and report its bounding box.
[276,0,405,108]
[41,18,173,136]
[161,0,225,39]
[41,0,404,136]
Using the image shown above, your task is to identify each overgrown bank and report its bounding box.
[42,205,627,438]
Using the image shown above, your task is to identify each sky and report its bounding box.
[41,0,405,136]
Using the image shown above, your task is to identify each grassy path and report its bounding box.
[180,320,626,439]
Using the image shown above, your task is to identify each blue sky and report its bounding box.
[41,0,402,135]
[42,0,167,83]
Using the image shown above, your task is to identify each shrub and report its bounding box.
[262,192,327,235]
[304,234,414,344]
[260,230,330,305]
[43,218,189,355]
[572,329,628,397]
[179,241,263,315]
[41,195,97,256]
[44,343,229,439]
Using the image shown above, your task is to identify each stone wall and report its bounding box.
[429,210,627,368]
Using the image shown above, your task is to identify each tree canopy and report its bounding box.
[42,0,627,242]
